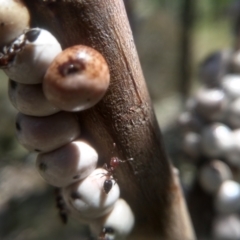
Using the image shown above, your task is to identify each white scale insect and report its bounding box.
[0,28,62,84]
[0,3,135,236]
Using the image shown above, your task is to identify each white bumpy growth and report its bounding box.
[0,2,135,238]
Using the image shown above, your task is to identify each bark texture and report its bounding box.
[23,0,195,239]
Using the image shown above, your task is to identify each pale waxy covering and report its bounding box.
[16,111,80,152]
[227,98,240,129]
[0,0,30,48]
[182,132,201,159]
[4,28,62,84]
[201,123,233,158]
[221,74,240,101]
[90,198,135,239]
[36,140,98,187]
[198,160,232,194]
[195,88,227,122]
[213,214,240,240]
[62,168,120,221]
[215,180,240,214]
[8,79,59,116]
[226,129,240,167]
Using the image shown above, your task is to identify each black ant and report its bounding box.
[102,144,133,194]
[54,188,68,224]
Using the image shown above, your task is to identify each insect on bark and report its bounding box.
[102,143,133,194]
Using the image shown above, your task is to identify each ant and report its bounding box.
[98,227,115,240]
[102,143,133,194]
[0,28,36,68]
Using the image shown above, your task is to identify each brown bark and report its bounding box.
[23,0,195,239]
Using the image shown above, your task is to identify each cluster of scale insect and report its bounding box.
[0,5,135,237]
[177,22,240,239]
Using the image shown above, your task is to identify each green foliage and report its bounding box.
[152,0,234,19]
[197,0,232,20]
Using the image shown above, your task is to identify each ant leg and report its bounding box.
[97,172,106,178]
[119,157,134,163]
[102,163,108,169]
[102,163,113,172]
[112,175,118,185]
[96,166,108,177]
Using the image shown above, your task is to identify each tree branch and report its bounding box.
[23,0,195,239]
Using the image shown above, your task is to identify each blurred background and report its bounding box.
[0,0,238,239]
